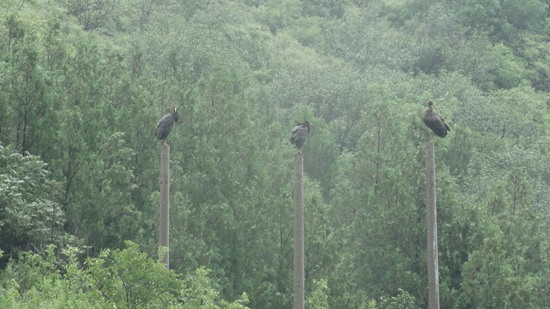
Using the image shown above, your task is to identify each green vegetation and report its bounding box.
[1,0,549,307]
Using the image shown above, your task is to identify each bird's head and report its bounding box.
[303,120,315,130]
[428,100,440,111]
[172,106,180,122]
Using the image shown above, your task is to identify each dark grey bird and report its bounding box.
[423,101,450,137]
[156,106,179,146]
[290,120,314,148]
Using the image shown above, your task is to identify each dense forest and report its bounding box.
[1,0,549,308]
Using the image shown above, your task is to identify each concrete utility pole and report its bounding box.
[293,149,305,309]
[159,143,170,268]
[426,136,440,309]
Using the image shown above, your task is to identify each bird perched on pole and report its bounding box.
[423,101,450,137]
[156,106,179,146]
[290,120,314,149]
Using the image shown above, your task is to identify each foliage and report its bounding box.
[0,145,70,266]
[306,279,330,309]
[0,242,249,308]
[0,0,549,308]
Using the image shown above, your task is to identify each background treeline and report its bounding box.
[1,0,549,308]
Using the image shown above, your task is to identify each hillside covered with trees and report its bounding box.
[1,0,549,308]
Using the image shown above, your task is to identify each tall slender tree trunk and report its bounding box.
[426,136,440,309]
[159,143,170,268]
[293,149,305,309]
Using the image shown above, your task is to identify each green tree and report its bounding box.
[0,145,68,266]
[0,242,249,308]
[57,0,118,31]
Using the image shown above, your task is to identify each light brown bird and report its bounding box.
[290,120,314,148]
[423,101,450,137]
[156,106,179,146]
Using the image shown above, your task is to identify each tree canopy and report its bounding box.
[1,0,549,308]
